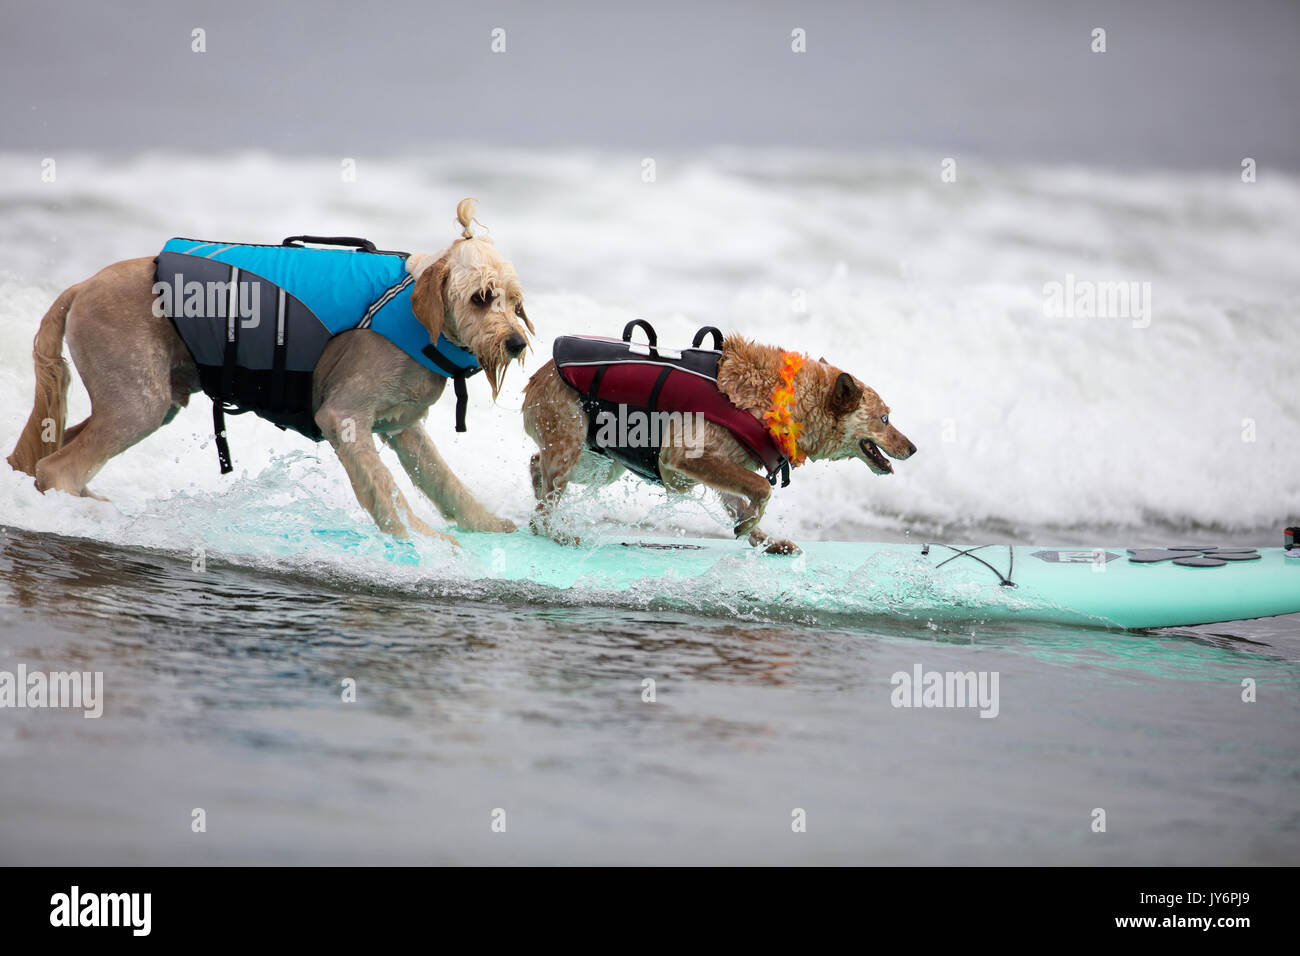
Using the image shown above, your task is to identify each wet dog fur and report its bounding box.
[6,199,533,545]
[522,335,915,552]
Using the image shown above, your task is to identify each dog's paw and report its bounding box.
[404,515,459,548]
[530,511,580,546]
[458,513,516,533]
[401,527,460,548]
[746,528,798,554]
[763,538,801,556]
[426,528,461,548]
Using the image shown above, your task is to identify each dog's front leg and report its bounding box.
[718,492,799,555]
[316,409,455,544]
[382,424,515,533]
[662,450,799,555]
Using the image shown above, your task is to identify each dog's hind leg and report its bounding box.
[529,453,545,500]
[527,449,625,540]
[526,440,619,543]
[61,417,91,446]
[57,407,153,451]
[522,362,591,541]
[34,292,178,499]
[528,440,588,541]
[25,257,197,500]
[34,386,172,500]
[34,411,160,500]
[382,424,515,533]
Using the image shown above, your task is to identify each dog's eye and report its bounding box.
[881,414,889,425]
[471,289,494,308]
[515,303,526,319]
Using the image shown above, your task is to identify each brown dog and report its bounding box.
[523,335,916,552]
[7,199,532,544]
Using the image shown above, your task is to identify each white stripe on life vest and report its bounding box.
[276,287,287,346]
[360,274,413,329]
[627,343,683,360]
[556,358,719,385]
[226,267,240,343]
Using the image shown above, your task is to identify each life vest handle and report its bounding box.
[692,326,723,350]
[281,235,378,253]
[622,319,658,347]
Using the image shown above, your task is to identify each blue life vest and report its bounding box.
[155,236,479,473]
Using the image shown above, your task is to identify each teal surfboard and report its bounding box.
[395,533,1300,630]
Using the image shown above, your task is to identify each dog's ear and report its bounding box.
[410,256,451,342]
[827,372,863,417]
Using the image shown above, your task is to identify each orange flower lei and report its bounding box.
[762,351,808,467]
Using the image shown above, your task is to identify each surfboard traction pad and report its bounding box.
[922,542,1272,588]
[1125,547,1261,567]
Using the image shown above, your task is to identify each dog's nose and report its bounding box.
[907,442,917,456]
[506,333,527,356]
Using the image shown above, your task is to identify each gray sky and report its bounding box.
[3,0,1297,169]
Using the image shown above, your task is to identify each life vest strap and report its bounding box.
[421,343,481,432]
[213,403,233,475]
[646,366,672,408]
[209,265,243,474]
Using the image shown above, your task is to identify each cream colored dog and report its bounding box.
[8,200,532,544]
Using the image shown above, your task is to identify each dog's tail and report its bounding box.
[6,286,76,476]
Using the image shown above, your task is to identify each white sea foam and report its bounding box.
[0,148,1296,574]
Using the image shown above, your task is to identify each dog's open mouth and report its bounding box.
[859,438,893,475]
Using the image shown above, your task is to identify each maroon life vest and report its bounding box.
[553,321,790,486]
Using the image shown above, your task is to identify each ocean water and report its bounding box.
[0,150,1297,864]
